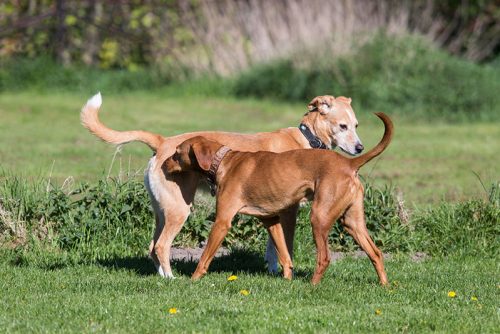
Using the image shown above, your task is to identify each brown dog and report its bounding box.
[165,113,393,285]
[81,93,365,278]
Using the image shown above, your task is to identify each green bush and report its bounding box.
[233,33,500,120]
[0,173,407,260]
[2,33,498,120]
[412,183,499,257]
[1,174,498,260]
[0,57,172,94]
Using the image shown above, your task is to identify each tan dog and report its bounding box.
[81,93,364,278]
[164,113,393,285]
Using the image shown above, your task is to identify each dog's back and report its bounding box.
[221,113,393,217]
[224,150,350,216]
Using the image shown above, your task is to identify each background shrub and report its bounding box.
[233,34,500,121]
[2,174,498,260]
[411,183,500,257]
[1,174,408,260]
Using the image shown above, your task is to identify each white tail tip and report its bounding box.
[86,92,102,109]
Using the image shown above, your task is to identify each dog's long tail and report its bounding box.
[350,112,394,170]
[80,92,163,151]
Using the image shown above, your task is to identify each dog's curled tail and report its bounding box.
[80,92,163,151]
[350,112,393,171]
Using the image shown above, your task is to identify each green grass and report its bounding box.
[0,250,497,333]
[1,90,498,333]
[0,91,498,205]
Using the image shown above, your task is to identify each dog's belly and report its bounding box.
[238,206,278,218]
[238,194,308,218]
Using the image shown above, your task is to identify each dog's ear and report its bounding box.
[337,96,352,105]
[191,142,213,172]
[308,96,333,115]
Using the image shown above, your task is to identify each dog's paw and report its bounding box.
[154,263,176,279]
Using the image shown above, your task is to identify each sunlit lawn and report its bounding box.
[1,91,498,205]
[0,91,498,333]
[0,251,497,333]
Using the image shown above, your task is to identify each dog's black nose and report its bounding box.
[355,143,364,154]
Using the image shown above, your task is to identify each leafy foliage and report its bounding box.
[2,0,498,71]
[412,183,500,257]
[4,174,498,260]
[1,174,411,260]
[0,56,172,93]
[233,34,500,121]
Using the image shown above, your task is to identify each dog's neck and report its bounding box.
[207,146,231,195]
[298,123,328,149]
[300,112,331,149]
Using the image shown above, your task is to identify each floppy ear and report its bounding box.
[191,142,213,171]
[337,96,352,105]
[308,96,332,115]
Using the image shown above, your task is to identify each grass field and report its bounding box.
[0,250,498,333]
[0,91,498,205]
[0,90,498,333]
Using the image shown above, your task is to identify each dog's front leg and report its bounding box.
[192,212,235,280]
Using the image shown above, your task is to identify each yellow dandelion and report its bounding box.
[447,291,456,298]
[471,296,478,301]
[227,275,238,281]
[375,309,382,315]
[168,308,177,314]
[240,289,250,296]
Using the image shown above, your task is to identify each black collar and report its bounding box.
[299,124,328,149]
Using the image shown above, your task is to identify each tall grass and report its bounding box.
[412,183,499,257]
[0,173,405,260]
[160,0,499,74]
[2,173,498,262]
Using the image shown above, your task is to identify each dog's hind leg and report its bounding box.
[146,157,198,278]
[342,190,388,285]
[145,158,164,274]
[265,205,298,274]
[309,190,353,285]
[153,201,191,278]
[262,216,294,279]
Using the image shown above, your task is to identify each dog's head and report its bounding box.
[307,95,364,155]
[165,136,222,174]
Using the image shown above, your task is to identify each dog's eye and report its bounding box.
[340,124,348,131]
[355,124,358,128]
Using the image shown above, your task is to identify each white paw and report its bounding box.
[155,263,175,279]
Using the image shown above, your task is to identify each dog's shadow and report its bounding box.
[97,256,158,276]
[97,249,310,279]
